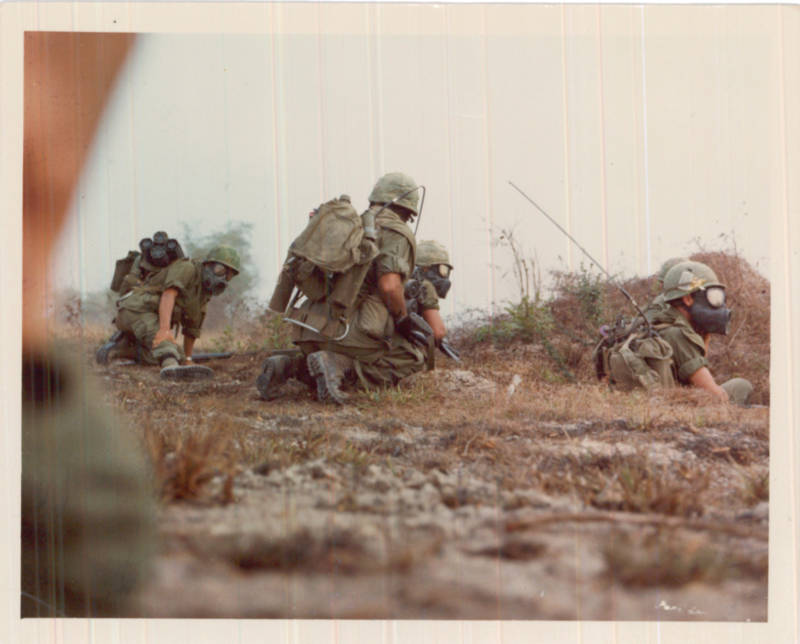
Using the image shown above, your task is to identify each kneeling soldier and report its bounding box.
[405,240,459,368]
[107,244,240,380]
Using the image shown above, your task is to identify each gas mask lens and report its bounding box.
[705,286,725,308]
[437,264,451,278]
[211,262,234,281]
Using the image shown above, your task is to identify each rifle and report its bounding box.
[508,180,653,334]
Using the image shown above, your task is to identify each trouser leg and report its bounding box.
[721,377,754,405]
[115,309,184,366]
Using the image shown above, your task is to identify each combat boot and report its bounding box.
[256,354,292,400]
[159,357,214,381]
[95,331,136,365]
[307,351,353,405]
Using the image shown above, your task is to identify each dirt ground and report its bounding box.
[90,344,768,621]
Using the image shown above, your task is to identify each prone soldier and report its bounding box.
[645,259,753,404]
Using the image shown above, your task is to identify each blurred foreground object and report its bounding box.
[22,32,156,617]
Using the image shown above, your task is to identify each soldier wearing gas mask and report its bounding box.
[106,245,240,380]
[257,172,430,404]
[645,260,752,404]
[405,240,459,367]
[97,231,186,364]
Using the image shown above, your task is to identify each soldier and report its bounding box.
[97,232,185,363]
[404,240,460,367]
[257,172,429,403]
[645,259,753,404]
[107,244,241,379]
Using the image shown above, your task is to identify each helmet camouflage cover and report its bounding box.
[656,256,689,285]
[416,240,453,269]
[368,172,420,216]
[662,260,724,302]
[204,245,241,274]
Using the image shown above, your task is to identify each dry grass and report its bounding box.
[452,250,770,404]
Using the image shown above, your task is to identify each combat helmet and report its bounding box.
[656,256,689,285]
[204,245,241,275]
[662,260,724,302]
[416,240,453,269]
[368,172,421,217]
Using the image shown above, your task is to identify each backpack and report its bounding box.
[268,195,380,339]
[593,318,675,391]
[109,250,140,293]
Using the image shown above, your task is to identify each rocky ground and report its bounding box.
[92,346,769,621]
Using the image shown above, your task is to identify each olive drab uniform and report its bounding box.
[644,260,753,405]
[114,258,211,364]
[22,347,156,616]
[644,304,753,404]
[291,207,426,388]
[416,280,440,311]
[119,253,154,294]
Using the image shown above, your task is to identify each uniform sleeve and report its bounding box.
[419,279,440,311]
[162,260,197,296]
[659,326,708,383]
[375,229,412,281]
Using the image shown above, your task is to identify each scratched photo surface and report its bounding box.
[19,4,782,624]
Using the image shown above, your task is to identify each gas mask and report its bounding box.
[689,287,731,335]
[202,262,229,296]
[421,264,452,299]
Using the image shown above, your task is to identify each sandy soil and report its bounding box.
[93,349,768,621]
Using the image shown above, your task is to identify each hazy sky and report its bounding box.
[53,9,778,317]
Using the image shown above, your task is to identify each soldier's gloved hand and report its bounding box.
[152,329,177,348]
[395,313,433,349]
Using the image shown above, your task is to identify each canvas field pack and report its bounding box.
[268,195,380,340]
[593,319,675,390]
[110,250,140,293]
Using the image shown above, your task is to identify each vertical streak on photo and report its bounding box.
[220,35,232,223]
[365,4,376,179]
[639,6,652,273]
[560,5,574,270]
[776,3,799,627]
[596,6,609,271]
[628,8,643,273]
[374,4,385,174]
[72,32,87,303]
[315,4,327,199]
[127,39,140,265]
[442,6,456,318]
[268,4,283,266]
[481,6,495,314]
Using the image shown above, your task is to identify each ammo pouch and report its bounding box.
[602,330,675,391]
[110,251,140,293]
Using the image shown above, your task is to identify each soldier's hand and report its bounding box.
[152,328,177,348]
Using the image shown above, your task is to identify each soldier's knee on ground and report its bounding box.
[721,377,754,406]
